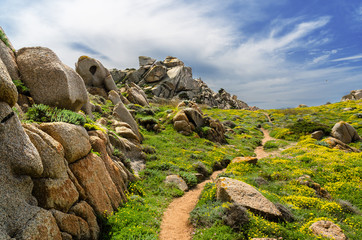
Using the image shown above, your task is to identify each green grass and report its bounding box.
[190,100,362,240]
[0,29,13,50]
[103,100,361,239]
[104,104,265,239]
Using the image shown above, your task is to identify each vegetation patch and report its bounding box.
[26,104,86,125]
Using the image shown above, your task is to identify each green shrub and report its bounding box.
[0,29,12,49]
[26,104,86,125]
[179,171,198,188]
[12,79,30,94]
[288,120,331,137]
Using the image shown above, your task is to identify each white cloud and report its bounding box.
[332,54,362,62]
[1,0,360,108]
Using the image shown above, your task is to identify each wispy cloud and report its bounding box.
[331,54,362,62]
[0,0,361,108]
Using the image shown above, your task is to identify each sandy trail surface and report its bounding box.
[159,128,284,240]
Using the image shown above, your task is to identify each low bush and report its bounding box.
[26,104,86,125]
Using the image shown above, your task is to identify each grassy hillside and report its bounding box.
[105,100,361,239]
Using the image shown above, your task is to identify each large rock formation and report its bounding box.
[16,47,89,112]
[75,56,117,92]
[1,28,142,239]
[341,89,362,101]
[216,177,282,220]
[110,56,249,109]
[173,102,226,143]
[331,121,361,144]
[0,57,18,107]
[0,28,20,81]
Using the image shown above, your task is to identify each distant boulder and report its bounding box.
[112,56,249,110]
[331,121,361,144]
[126,82,149,106]
[341,89,362,101]
[139,56,156,68]
[17,47,88,112]
[75,55,117,92]
[309,220,346,240]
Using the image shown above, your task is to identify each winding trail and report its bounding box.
[159,128,277,240]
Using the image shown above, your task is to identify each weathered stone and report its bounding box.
[108,133,146,175]
[88,86,108,98]
[110,68,127,84]
[163,56,184,68]
[216,177,282,220]
[145,65,167,82]
[32,177,79,212]
[108,90,122,105]
[115,126,140,142]
[15,209,62,240]
[341,89,362,101]
[89,135,127,201]
[23,124,67,179]
[75,55,117,92]
[174,120,193,135]
[39,122,92,163]
[126,82,149,106]
[17,47,88,111]
[183,108,204,128]
[309,220,346,240]
[0,58,17,107]
[331,121,361,143]
[232,156,258,165]
[69,153,123,216]
[113,101,142,140]
[0,102,43,177]
[200,117,226,144]
[0,101,61,238]
[139,56,156,67]
[311,130,324,140]
[70,201,100,240]
[0,37,20,81]
[165,175,188,191]
[173,110,189,122]
[325,137,360,152]
[51,210,91,240]
[222,203,249,230]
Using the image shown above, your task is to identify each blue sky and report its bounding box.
[1,0,361,108]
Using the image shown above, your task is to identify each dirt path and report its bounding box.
[159,128,280,240]
[159,170,223,240]
[254,128,277,159]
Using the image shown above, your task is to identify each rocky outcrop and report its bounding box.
[216,177,282,220]
[331,121,361,144]
[1,29,143,239]
[341,89,362,101]
[126,82,149,106]
[0,34,20,81]
[0,101,61,239]
[75,56,117,92]
[309,220,346,240]
[39,122,92,163]
[0,57,18,107]
[325,137,360,153]
[173,102,226,143]
[111,56,249,110]
[17,47,89,112]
